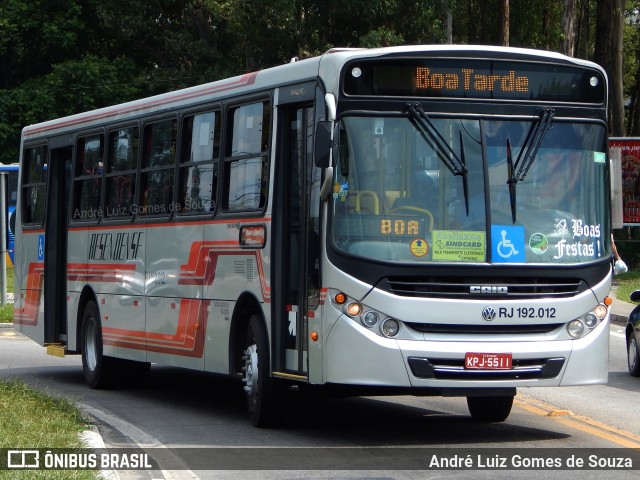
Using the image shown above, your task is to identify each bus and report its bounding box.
[0,163,19,266]
[13,45,612,426]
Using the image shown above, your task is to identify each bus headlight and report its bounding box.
[346,302,362,317]
[567,320,584,338]
[584,313,598,328]
[381,319,400,337]
[328,290,402,338]
[593,303,608,319]
[362,311,379,327]
[566,303,608,339]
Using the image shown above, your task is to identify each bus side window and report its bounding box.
[21,145,48,225]
[105,126,139,218]
[178,111,220,214]
[222,101,270,211]
[72,135,103,222]
[140,119,177,217]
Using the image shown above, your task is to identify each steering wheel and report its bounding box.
[390,205,434,231]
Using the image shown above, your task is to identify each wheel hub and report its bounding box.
[243,344,259,396]
[85,320,98,371]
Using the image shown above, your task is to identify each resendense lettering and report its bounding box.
[88,231,144,261]
[415,68,529,93]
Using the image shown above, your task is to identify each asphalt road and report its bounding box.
[1,323,639,480]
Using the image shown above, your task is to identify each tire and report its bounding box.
[243,314,283,427]
[81,300,116,389]
[628,333,640,377]
[467,395,514,423]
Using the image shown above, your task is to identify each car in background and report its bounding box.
[626,290,640,376]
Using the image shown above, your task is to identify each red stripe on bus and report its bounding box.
[178,241,271,301]
[103,299,209,357]
[63,215,272,233]
[13,262,44,326]
[15,262,136,326]
[24,72,258,137]
[67,263,137,282]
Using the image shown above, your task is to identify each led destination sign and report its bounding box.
[343,59,606,103]
[415,67,529,93]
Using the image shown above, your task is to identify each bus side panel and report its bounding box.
[88,226,147,362]
[99,292,147,362]
[13,230,45,345]
[202,220,271,374]
[66,228,90,351]
[66,291,81,351]
[144,296,206,369]
[145,221,205,369]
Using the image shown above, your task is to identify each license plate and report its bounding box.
[465,352,512,370]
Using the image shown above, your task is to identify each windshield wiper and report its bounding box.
[506,108,555,223]
[506,138,516,223]
[513,108,555,182]
[406,103,469,214]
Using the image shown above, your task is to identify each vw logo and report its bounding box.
[481,306,496,321]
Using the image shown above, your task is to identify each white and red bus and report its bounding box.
[14,45,613,426]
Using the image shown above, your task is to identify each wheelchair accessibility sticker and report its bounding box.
[37,235,45,261]
[491,225,525,263]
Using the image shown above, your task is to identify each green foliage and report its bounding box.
[0,0,630,164]
[0,264,13,323]
[360,27,406,48]
[614,270,640,304]
[0,304,12,323]
[0,0,84,88]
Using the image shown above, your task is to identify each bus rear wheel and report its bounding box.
[243,314,282,427]
[80,300,150,388]
[467,395,514,422]
[81,300,116,389]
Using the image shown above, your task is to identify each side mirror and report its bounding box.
[314,121,336,168]
[630,290,640,302]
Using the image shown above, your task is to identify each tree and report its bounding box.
[498,0,510,46]
[0,0,86,89]
[561,0,578,56]
[595,0,626,135]
[0,0,637,164]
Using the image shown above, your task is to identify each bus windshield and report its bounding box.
[330,115,608,264]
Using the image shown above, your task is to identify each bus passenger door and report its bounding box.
[43,146,71,346]
[273,97,321,378]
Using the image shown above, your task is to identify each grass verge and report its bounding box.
[0,303,13,323]
[613,270,640,305]
[0,264,13,323]
[0,379,96,479]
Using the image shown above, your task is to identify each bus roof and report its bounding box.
[21,45,604,141]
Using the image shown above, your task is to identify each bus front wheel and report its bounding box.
[242,314,282,427]
[467,395,514,422]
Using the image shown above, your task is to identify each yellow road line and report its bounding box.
[515,392,640,449]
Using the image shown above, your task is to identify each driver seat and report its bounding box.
[393,170,437,210]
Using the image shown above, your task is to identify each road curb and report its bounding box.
[611,314,627,327]
[78,425,120,480]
